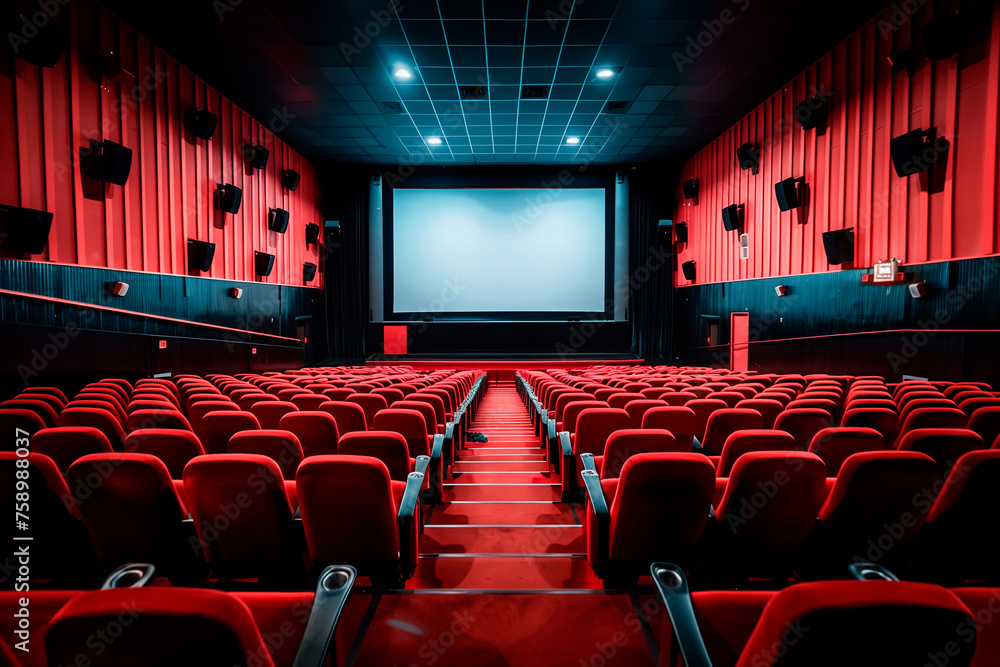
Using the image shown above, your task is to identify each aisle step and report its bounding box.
[427,502,577,526]
[420,525,584,555]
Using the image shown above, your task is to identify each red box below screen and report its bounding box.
[384,326,407,355]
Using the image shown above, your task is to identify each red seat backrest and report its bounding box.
[600,429,684,478]
[807,427,885,475]
[337,431,413,481]
[573,408,630,457]
[32,426,114,472]
[716,429,797,477]
[124,428,205,478]
[319,401,368,435]
[278,411,340,458]
[199,411,261,455]
[227,429,304,480]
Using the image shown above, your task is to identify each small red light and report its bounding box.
[158,340,167,349]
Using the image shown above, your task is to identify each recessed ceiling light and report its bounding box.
[595,68,617,79]
[393,65,414,80]
[427,136,442,145]
[566,136,580,145]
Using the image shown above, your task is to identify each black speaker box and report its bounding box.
[682,178,699,200]
[890,128,937,177]
[722,204,743,232]
[268,208,289,233]
[305,223,320,245]
[681,261,696,281]
[95,140,132,185]
[822,228,854,265]
[774,177,803,211]
[8,12,63,67]
[0,204,53,254]
[254,251,275,277]
[795,96,829,131]
[282,169,300,191]
[675,221,688,244]
[246,144,269,170]
[192,109,217,140]
[217,184,242,214]
[736,142,759,173]
[303,262,317,282]
[187,239,216,272]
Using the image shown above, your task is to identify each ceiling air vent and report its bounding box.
[460,86,487,100]
[521,85,549,99]
[380,101,404,114]
[602,100,631,114]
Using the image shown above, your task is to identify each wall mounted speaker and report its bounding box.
[93,140,132,185]
[109,281,129,297]
[187,239,216,272]
[774,177,805,211]
[795,96,829,131]
[192,109,217,140]
[722,204,743,232]
[245,144,269,170]
[736,142,760,174]
[305,223,320,245]
[890,127,939,177]
[922,15,963,60]
[682,178,699,200]
[324,220,341,244]
[675,221,688,244]
[282,169,300,191]
[230,287,243,299]
[8,14,63,67]
[217,184,242,214]
[303,262,317,282]
[822,228,854,265]
[775,285,789,297]
[739,233,750,260]
[909,282,928,298]
[268,208,289,233]
[681,260,696,281]
[0,204,54,254]
[254,251,275,277]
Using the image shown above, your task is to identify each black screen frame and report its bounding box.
[383,172,616,323]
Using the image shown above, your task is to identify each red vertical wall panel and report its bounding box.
[0,0,322,289]
[674,1,1000,285]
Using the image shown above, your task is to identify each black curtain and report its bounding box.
[628,167,675,363]
[321,166,370,361]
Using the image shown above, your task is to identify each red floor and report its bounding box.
[333,382,660,666]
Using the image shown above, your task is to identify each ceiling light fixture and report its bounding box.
[566,137,581,145]
[392,65,413,80]
[595,68,617,79]
[427,136,442,145]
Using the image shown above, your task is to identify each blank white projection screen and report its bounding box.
[392,188,606,313]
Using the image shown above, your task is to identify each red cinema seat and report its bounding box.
[347,393,389,429]
[16,391,66,414]
[715,429,797,477]
[654,571,978,667]
[953,588,1000,667]
[685,399,729,443]
[19,385,68,404]
[228,430,304,480]
[641,406,698,450]
[967,406,1000,449]
[773,408,834,451]
[297,455,422,587]
[66,398,127,425]
[0,453,97,583]
[319,401,368,436]
[125,409,192,433]
[321,387,355,402]
[593,429,684,479]
[734,398,785,429]
[700,408,764,456]
[0,399,58,427]
[623,400,668,429]
[124,429,205,478]
[394,401,440,435]
[842,406,897,439]
[807,427,885,475]
[249,401,299,430]
[584,453,715,585]
[373,409,432,458]
[56,407,126,450]
[279,411,340,458]
[32,426,114,472]
[373,387,405,406]
[237,393,279,411]
[337,431,416,481]
[67,453,193,572]
[607,393,646,410]
[290,394,329,411]
[810,451,939,576]
[921,450,1000,582]
[199,411,260,455]
[895,428,985,473]
[892,407,968,445]
[184,454,302,575]
[714,452,827,573]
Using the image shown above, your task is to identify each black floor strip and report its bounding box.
[342,591,382,667]
[569,503,582,526]
[628,591,660,667]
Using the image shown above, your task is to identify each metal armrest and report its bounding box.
[430,436,444,461]
[398,472,424,523]
[848,562,900,581]
[290,565,357,667]
[580,469,608,516]
[414,454,431,478]
[558,431,573,457]
[651,563,714,667]
[692,436,703,450]
[580,452,598,474]
[101,563,156,589]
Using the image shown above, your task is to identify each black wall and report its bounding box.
[674,255,1000,383]
[0,259,318,397]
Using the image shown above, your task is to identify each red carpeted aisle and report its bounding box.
[334,381,659,666]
